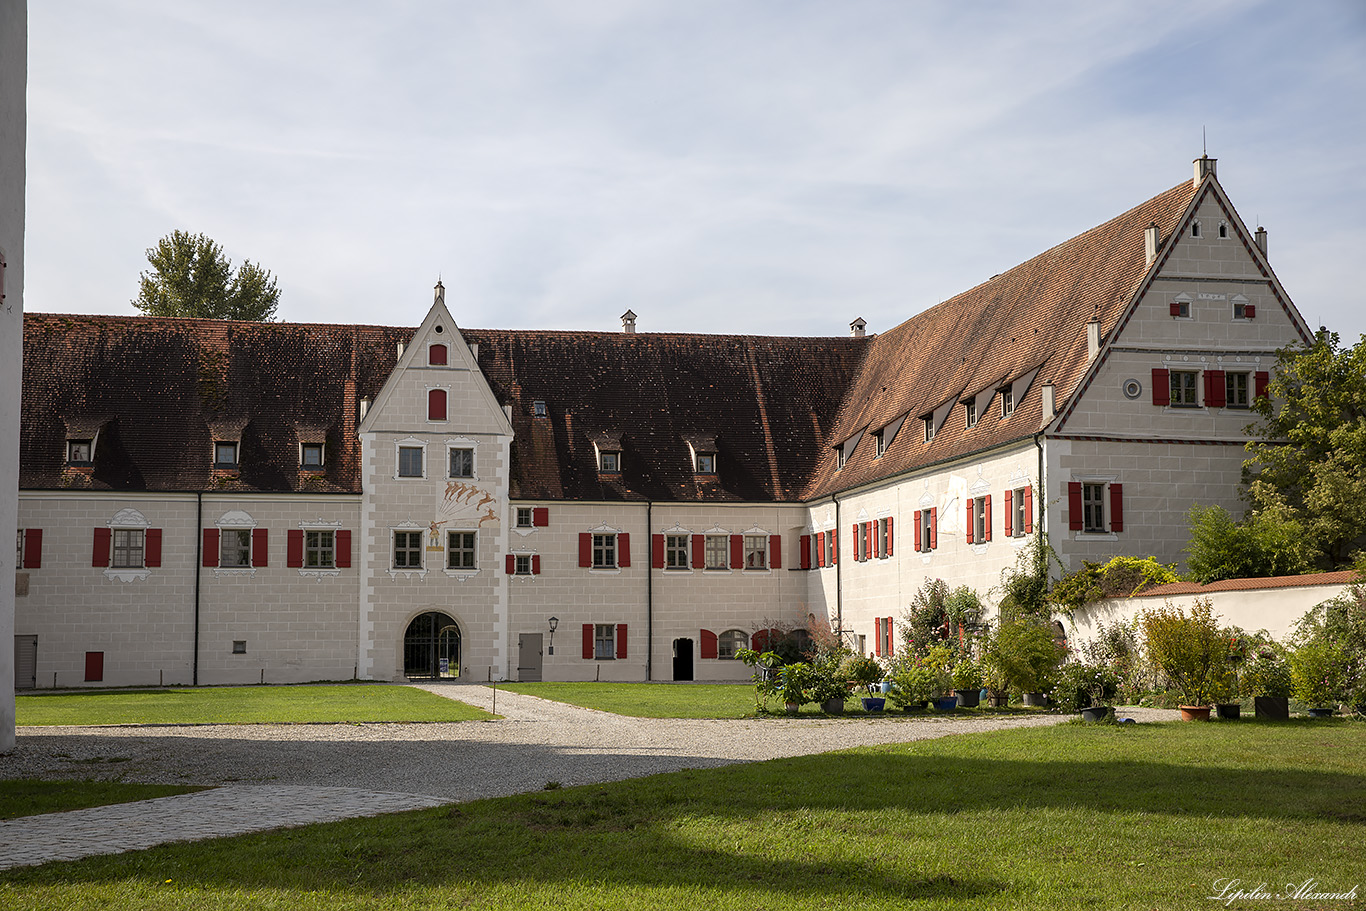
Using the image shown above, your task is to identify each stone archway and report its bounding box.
[403,611,462,679]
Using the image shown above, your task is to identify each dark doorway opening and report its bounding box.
[673,637,694,681]
[404,612,462,678]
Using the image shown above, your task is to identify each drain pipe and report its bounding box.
[192,491,203,686]
[645,501,653,681]
[833,492,843,644]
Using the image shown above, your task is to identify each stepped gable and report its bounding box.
[21,314,408,493]
[804,179,1199,498]
[466,328,867,502]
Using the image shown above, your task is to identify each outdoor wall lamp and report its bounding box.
[547,616,559,655]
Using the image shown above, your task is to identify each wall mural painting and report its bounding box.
[429,481,500,552]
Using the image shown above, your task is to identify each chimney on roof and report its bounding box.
[850,317,867,338]
[1255,226,1268,256]
[1041,383,1056,425]
[360,397,371,421]
[621,309,637,334]
[1086,315,1103,362]
[397,342,405,360]
[1193,155,1217,186]
[1144,222,1160,267]
[434,280,445,306]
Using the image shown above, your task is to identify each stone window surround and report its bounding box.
[105,507,151,583]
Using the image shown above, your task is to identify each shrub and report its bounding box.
[1053,662,1120,713]
[886,662,937,709]
[1185,503,1320,584]
[1140,599,1226,707]
[951,658,983,692]
[1242,646,1293,698]
[1051,556,1179,614]
[901,580,987,661]
[1289,641,1348,708]
[995,533,1058,622]
[1293,582,1366,709]
[985,618,1065,695]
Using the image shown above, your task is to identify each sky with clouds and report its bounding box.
[23,1,1366,341]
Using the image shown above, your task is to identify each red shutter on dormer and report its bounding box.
[532,554,541,575]
[929,508,937,549]
[335,530,351,568]
[203,529,220,567]
[1110,484,1125,532]
[652,534,665,569]
[700,629,718,659]
[914,511,922,551]
[1024,486,1034,534]
[886,517,893,556]
[23,529,42,569]
[1244,304,1256,319]
[800,534,811,569]
[730,534,743,569]
[428,389,447,421]
[618,533,630,567]
[1004,489,1014,537]
[144,529,162,567]
[579,533,592,568]
[533,507,549,527]
[505,554,516,574]
[287,529,304,567]
[1068,482,1084,531]
[770,535,782,569]
[582,624,593,659]
[616,624,628,659]
[1169,302,1182,317]
[1152,368,1170,406]
[692,534,705,568]
[1255,371,1270,401]
[428,343,448,366]
[984,495,992,542]
[252,528,268,567]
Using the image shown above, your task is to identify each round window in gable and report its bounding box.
[434,324,444,333]
[1122,378,1143,400]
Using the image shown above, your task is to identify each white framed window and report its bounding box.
[1232,301,1251,320]
[593,533,617,569]
[397,443,425,478]
[836,445,847,469]
[214,442,238,468]
[718,630,748,660]
[666,534,689,570]
[873,430,886,457]
[918,509,935,553]
[1225,372,1251,409]
[301,443,324,469]
[923,417,935,442]
[1082,483,1106,533]
[743,535,767,570]
[695,452,716,474]
[705,534,728,570]
[447,531,476,570]
[68,440,93,464]
[393,530,423,569]
[448,446,474,479]
[1218,222,1229,239]
[825,530,836,565]
[306,530,335,568]
[1171,299,1191,319]
[877,518,890,557]
[970,496,989,545]
[599,451,620,473]
[1000,388,1014,417]
[595,624,616,660]
[965,400,978,429]
[1170,370,1200,408]
[1012,487,1029,538]
[533,400,548,417]
[1191,220,1201,238]
[112,528,144,568]
[220,529,251,567]
[514,553,533,575]
[516,507,533,528]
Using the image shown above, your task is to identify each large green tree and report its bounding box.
[134,230,280,320]
[1242,330,1366,568]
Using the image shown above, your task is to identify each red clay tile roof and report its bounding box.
[1136,571,1360,598]
[802,179,1199,498]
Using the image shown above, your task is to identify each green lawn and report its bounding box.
[16,684,494,726]
[3,720,1362,909]
[0,780,208,820]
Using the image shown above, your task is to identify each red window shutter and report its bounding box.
[1024,486,1034,534]
[851,525,859,562]
[252,528,268,567]
[202,529,220,567]
[914,510,922,551]
[144,529,162,567]
[966,501,974,544]
[616,624,628,659]
[287,529,304,567]
[984,495,992,542]
[84,651,104,683]
[886,517,893,556]
[533,507,549,527]
[866,522,874,560]
[692,534,705,568]
[23,529,42,569]
[1207,370,1227,408]
[1245,304,1256,318]
[582,624,594,659]
[729,534,743,569]
[886,617,894,656]
[929,508,937,549]
[815,534,825,567]
[651,534,665,569]
[1004,489,1014,537]
[1110,484,1125,533]
[427,389,447,421]
[770,535,782,569]
[1152,368,1170,406]
[532,554,541,575]
[1255,371,1270,401]
[618,533,630,568]
[800,534,811,570]
[700,630,718,660]
[874,619,882,656]
[1169,302,1182,317]
[578,533,592,568]
[428,343,448,366]
[505,554,516,575]
[1068,482,1084,531]
[335,530,351,568]
[831,529,838,564]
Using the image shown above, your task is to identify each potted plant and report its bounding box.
[1140,601,1225,721]
[846,654,886,711]
[923,645,959,711]
[986,618,1064,707]
[951,658,984,708]
[778,662,813,714]
[1290,640,1346,717]
[736,647,783,712]
[887,662,936,712]
[1242,647,1293,720]
[810,656,853,714]
[1214,634,1247,720]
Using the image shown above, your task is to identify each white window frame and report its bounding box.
[965,400,978,429]
[104,508,152,582]
[394,438,427,479]
[1082,483,1107,534]
[1170,370,1200,408]
[514,553,533,575]
[68,439,93,465]
[873,430,886,458]
[971,496,988,545]
[743,535,768,571]
[1225,371,1251,409]
[515,507,534,528]
[665,534,689,570]
[919,509,934,553]
[878,518,890,558]
[305,529,335,569]
[300,442,325,469]
[694,452,716,474]
[214,441,239,468]
[592,533,617,569]
[599,451,620,473]
[448,445,475,479]
[219,528,252,568]
[393,529,424,570]
[595,624,616,660]
[1000,387,1014,417]
[1012,486,1029,538]
[704,534,729,570]
[112,528,145,569]
[718,629,748,660]
[923,417,935,442]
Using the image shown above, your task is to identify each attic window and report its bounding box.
[429,344,448,366]
[923,417,935,443]
[836,445,847,470]
[1000,387,1015,417]
[599,451,620,473]
[1191,221,1201,238]
[964,400,978,429]
[1170,300,1191,319]
[695,452,716,474]
[873,430,886,458]
[67,440,93,465]
[301,443,324,468]
[533,400,547,417]
[214,442,239,468]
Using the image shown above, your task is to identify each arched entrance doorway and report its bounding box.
[404,612,462,679]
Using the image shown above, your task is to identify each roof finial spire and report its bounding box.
[434,278,445,307]
[1203,125,1207,157]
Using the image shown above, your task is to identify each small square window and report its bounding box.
[695,452,715,474]
[449,447,474,478]
[514,553,533,575]
[516,507,533,528]
[301,443,324,468]
[67,440,92,464]
[705,535,729,570]
[393,530,423,569]
[599,451,620,473]
[743,535,767,570]
[1171,300,1191,318]
[593,533,617,568]
[447,531,476,570]
[232,640,247,654]
[305,530,335,568]
[214,442,238,468]
[533,400,548,417]
[398,446,424,478]
[220,529,251,567]
[665,534,689,569]
[595,624,616,660]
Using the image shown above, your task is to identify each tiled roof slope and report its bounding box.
[1136,571,1359,598]
[463,329,866,501]
[803,179,1199,498]
[21,314,411,493]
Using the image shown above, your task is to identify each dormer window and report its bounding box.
[923,417,935,442]
[301,443,324,469]
[836,445,847,470]
[695,452,716,474]
[67,440,93,465]
[1000,387,1014,417]
[533,400,548,417]
[428,343,448,366]
[965,400,978,429]
[1218,222,1229,239]
[1191,221,1201,238]
[214,442,238,468]
[599,451,620,473]
[873,430,886,458]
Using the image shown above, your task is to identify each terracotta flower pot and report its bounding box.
[1179,705,1211,721]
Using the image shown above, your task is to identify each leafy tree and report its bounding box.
[134,230,280,321]
[1184,504,1319,584]
[1243,330,1366,567]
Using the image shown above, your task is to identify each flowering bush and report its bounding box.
[1241,646,1293,698]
